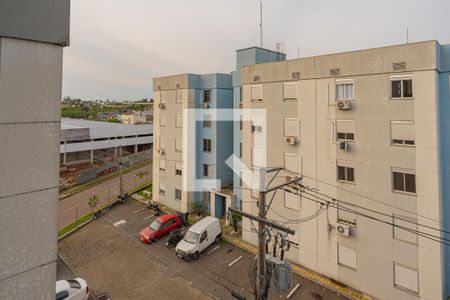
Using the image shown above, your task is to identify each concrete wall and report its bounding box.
[240,41,446,300]
[0,37,64,299]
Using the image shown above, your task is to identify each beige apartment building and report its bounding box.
[240,41,450,300]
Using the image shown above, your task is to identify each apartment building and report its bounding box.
[0,0,70,298]
[240,40,450,300]
[152,73,234,215]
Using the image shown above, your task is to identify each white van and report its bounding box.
[175,216,221,260]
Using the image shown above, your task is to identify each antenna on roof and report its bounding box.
[259,0,263,48]
[406,27,409,44]
[297,46,300,58]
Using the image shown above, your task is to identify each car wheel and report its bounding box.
[192,252,200,260]
[215,235,220,244]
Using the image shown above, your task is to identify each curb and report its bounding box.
[221,234,373,300]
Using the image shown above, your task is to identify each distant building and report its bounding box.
[60,118,153,166]
[120,110,153,124]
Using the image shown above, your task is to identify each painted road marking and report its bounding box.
[207,246,220,255]
[228,255,242,267]
[113,220,127,227]
[132,208,145,214]
[287,283,300,299]
[144,215,153,221]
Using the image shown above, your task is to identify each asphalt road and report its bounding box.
[58,200,347,300]
[58,164,152,230]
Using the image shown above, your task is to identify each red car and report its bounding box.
[140,214,183,244]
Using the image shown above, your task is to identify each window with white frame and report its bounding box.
[175,188,182,201]
[175,114,183,128]
[176,90,183,103]
[337,201,357,225]
[393,214,418,244]
[175,138,182,153]
[336,120,355,141]
[159,137,167,150]
[251,85,263,102]
[336,80,354,100]
[284,190,299,211]
[175,162,182,177]
[393,263,419,294]
[251,116,263,134]
[203,139,212,152]
[391,76,413,99]
[284,118,299,137]
[391,121,415,146]
[203,90,211,103]
[203,191,211,202]
[284,153,299,173]
[337,162,355,183]
[392,169,416,194]
[159,183,166,196]
[283,82,297,101]
[159,159,166,172]
[337,244,357,270]
[160,91,166,104]
[160,114,167,127]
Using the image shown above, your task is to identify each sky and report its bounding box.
[63,0,450,101]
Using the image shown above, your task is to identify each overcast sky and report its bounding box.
[62,0,450,101]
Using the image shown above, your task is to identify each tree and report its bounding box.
[88,194,99,217]
[192,200,207,217]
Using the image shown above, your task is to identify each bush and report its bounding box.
[192,200,207,217]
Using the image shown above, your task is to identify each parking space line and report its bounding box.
[228,256,242,267]
[132,208,145,214]
[207,246,220,255]
[143,215,153,220]
[287,283,300,299]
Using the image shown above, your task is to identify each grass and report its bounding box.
[128,182,152,195]
[137,184,152,197]
[60,160,152,198]
[58,213,92,237]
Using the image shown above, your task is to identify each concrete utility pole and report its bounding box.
[229,167,300,299]
[119,145,123,196]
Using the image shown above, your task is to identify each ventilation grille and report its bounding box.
[292,72,300,80]
[253,76,260,82]
[393,62,406,71]
[330,68,340,76]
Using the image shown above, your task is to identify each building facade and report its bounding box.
[240,40,450,300]
[0,0,70,298]
[152,73,233,214]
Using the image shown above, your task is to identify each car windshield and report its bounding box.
[149,219,162,231]
[183,230,200,244]
[67,279,81,289]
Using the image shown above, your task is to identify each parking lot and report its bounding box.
[58,200,347,300]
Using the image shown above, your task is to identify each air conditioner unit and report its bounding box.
[339,142,350,151]
[157,148,165,155]
[158,103,165,109]
[336,100,351,110]
[336,224,350,236]
[202,102,209,109]
[286,136,299,145]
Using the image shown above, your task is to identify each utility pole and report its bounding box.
[229,167,300,300]
[119,145,123,196]
[260,0,263,48]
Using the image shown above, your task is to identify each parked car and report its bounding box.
[175,216,221,260]
[140,214,183,244]
[55,278,89,300]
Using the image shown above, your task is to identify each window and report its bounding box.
[337,244,357,270]
[175,138,182,153]
[159,159,166,172]
[394,263,419,294]
[203,90,211,103]
[159,137,167,150]
[337,202,357,225]
[337,165,355,182]
[176,90,183,103]
[160,91,166,104]
[239,143,242,158]
[203,164,210,177]
[203,191,211,202]
[159,183,166,196]
[175,189,182,201]
[203,114,212,128]
[391,78,413,99]
[284,118,299,137]
[283,82,297,101]
[251,116,263,134]
[251,85,263,102]
[200,230,208,243]
[336,120,355,141]
[160,114,167,127]
[393,170,416,193]
[203,139,212,152]
[284,153,299,173]
[393,214,418,244]
[251,124,263,134]
[391,121,415,145]
[336,81,354,100]
[175,114,183,128]
[67,280,81,289]
[284,190,299,211]
[175,162,182,176]
[56,291,69,300]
